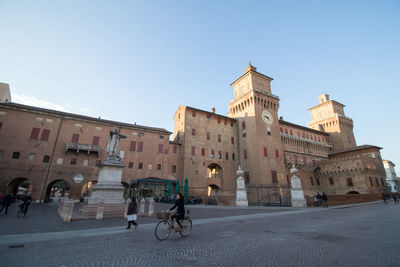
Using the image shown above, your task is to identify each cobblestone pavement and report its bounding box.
[0,202,294,235]
[0,202,399,266]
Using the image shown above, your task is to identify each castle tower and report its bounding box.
[0,83,11,103]
[308,94,356,150]
[228,64,286,187]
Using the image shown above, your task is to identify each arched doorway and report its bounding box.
[7,177,30,199]
[207,164,223,178]
[347,191,360,194]
[208,184,220,197]
[45,180,71,202]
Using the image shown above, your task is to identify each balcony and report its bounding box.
[65,142,101,156]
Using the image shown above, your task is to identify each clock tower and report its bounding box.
[228,64,286,188]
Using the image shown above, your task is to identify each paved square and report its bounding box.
[0,202,399,266]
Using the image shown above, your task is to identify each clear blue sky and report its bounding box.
[1,1,399,174]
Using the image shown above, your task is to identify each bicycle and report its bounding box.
[155,210,192,241]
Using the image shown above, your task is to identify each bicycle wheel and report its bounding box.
[155,220,171,241]
[179,219,192,237]
[17,208,23,218]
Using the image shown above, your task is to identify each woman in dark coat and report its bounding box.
[169,193,185,229]
[126,197,138,229]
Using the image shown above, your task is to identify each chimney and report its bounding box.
[211,107,216,113]
[0,82,11,103]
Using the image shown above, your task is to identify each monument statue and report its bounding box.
[290,164,307,207]
[104,128,127,165]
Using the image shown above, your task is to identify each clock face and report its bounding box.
[261,110,273,125]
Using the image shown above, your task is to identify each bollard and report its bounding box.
[96,202,105,220]
[147,198,155,217]
[58,199,65,217]
[139,198,145,216]
[63,200,74,223]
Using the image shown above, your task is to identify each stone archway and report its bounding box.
[7,177,30,199]
[45,179,71,202]
[347,191,360,194]
[208,184,220,197]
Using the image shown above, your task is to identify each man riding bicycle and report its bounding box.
[169,192,185,230]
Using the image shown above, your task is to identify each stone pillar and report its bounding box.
[139,198,145,216]
[290,164,307,208]
[236,166,248,207]
[148,198,155,217]
[62,200,75,223]
[96,202,105,220]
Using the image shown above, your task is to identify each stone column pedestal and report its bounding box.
[236,166,249,207]
[290,164,307,208]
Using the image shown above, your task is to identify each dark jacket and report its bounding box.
[2,194,12,206]
[127,200,137,215]
[170,197,185,217]
[322,194,328,201]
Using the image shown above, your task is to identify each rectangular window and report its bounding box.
[218,118,221,124]
[289,130,293,135]
[244,150,247,159]
[206,114,210,121]
[241,121,246,129]
[192,129,196,136]
[158,144,163,154]
[316,178,320,186]
[191,146,195,156]
[30,127,40,140]
[218,134,221,142]
[218,151,221,159]
[70,158,77,165]
[225,152,229,160]
[92,136,100,146]
[285,128,288,134]
[138,142,143,152]
[159,135,164,139]
[375,177,379,186]
[369,177,373,187]
[201,148,205,156]
[310,177,314,186]
[12,152,20,159]
[95,160,101,167]
[232,153,235,160]
[211,150,215,158]
[172,165,176,173]
[329,177,334,185]
[157,164,161,170]
[207,132,210,140]
[173,145,177,154]
[347,178,354,186]
[381,177,385,187]
[128,162,134,168]
[138,163,143,169]
[280,127,283,133]
[40,129,50,141]
[192,110,196,117]
[271,170,278,184]
[244,172,250,183]
[231,137,234,144]
[224,120,227,125]
[43,155,50,163]
[71,133,80,143]
[294,155,298,164]
[275,149,279,158]
[287,175,290,185]
[264,148,268,157]
[130,141,136,151]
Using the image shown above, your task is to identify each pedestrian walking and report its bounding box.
[316,192,322,207]
[322,192,328,208]
[0,193,13,215]
[382,192,387,204]
[393,193,397,203]
[126,197,138,229]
